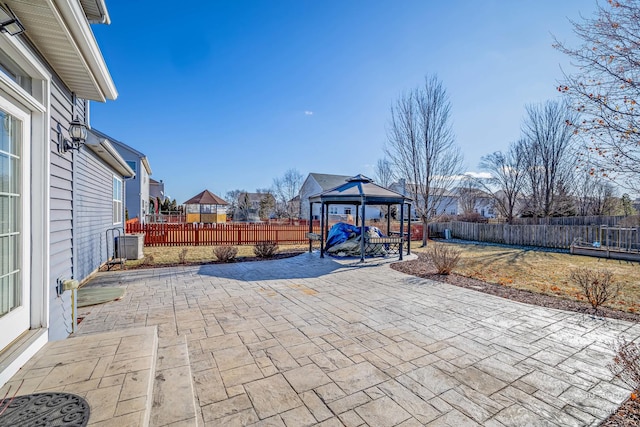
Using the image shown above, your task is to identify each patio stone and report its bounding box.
[283,363,332,393]
[279,405,316,426]
[355,396,412,426]
[328,361,388,394]
[244,374,303,419]
[7,252,634,426]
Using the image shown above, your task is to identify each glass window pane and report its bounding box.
[0,108,21,319]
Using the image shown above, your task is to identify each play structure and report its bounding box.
[570,225,640,262]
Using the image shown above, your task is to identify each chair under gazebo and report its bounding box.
[307,174,412,262]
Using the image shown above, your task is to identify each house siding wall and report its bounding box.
[111,147,145,223]
[74,148,119,283]
[299,178,322,220]
[49,81,86,341]
[140,165,149,223]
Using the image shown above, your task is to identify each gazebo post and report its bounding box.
[308,201,313,253]
[407,203,411,255]
[324,204,329,240]
[386,204,391,236]
[399,202,405,261]
[320,202,325,258]
[360,200,366,263]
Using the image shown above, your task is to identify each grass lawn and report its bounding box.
[411,241,640,313]
[124,244,310,268]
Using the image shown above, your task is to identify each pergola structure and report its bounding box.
[308,175,412,262]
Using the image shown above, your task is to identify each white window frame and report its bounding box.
[0,33,50,386]
[113,176,122,225]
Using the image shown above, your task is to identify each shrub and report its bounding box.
[142,254,155,266]
[214,246,238,263]
[178,248,188,264]
[569,267,620,311]
[254,241,279,258]
[608,336,640,394]
[427,244,461,275]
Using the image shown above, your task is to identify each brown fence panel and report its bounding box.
[427,221,606,249]
[125,222,322,247]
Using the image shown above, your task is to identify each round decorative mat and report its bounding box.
[0,392,90,427]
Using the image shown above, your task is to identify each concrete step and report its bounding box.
[150,335,198,426]
[0,326,158,427]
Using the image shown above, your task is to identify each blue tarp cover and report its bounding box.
[325,222,385,250]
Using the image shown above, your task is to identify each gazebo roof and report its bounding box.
[184,190,228,205]
[309,174,412,205]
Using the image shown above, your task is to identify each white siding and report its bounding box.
[74,148,119,283]
[49,81,85,341]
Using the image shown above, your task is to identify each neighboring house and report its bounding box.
[234,192,276,221]
[76,129,135,282]
[452,187,496,218]
[389,182,497,219]
[93,128,153,223]
[184,189,228,223]
[149,178,165,214]
[389,182,458,219]
[299,173,382,221]
[0,0,118,386]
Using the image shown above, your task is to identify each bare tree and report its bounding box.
[574,171,619,215]
[225,189,245,221]
[478,140,527,222]
[374,158,395,188]
[272,169,303,219]
[555,0,640,191]
[521,101,578,217]
[374,158,396,221]
[457,175,481,215]
[385,75,463,246]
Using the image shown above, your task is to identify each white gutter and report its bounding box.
[141,157,152,176]
[51,0,117,100]
[85,133,135,178]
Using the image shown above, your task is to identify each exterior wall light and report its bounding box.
[59,117,88,152]
[0,4,24,36]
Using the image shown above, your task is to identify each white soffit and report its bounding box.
[86,131,135,177]
[79,0,109,24]
[6,0,117,101]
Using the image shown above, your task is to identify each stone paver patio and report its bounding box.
[55,253,640,425]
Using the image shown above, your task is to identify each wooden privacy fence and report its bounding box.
[429,221,608,249]
[126,222,321,247]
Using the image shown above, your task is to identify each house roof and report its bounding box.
[184,190,228,206]
[452,187,494,199]
[239,192,275,204]
[309,173,352,191]
[91,128,153,175]
[310,174,411,205]
[391,182,458,198]
[85,129,134,178]
[6,0,117,101]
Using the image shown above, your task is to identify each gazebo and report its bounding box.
[184,190,229,223]
[308,174,412,262]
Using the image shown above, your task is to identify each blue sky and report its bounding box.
[90,1,597,204]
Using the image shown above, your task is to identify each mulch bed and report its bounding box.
[102,250,306,271]
[391,253,640,425]
[391,253,640,323]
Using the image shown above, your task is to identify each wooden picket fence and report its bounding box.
[428,221,607,249]
[126,222,321,247]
